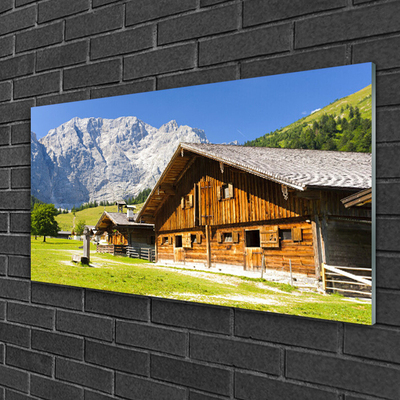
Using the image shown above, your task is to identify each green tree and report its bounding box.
[31,203,59,242]
[74,219,87,235]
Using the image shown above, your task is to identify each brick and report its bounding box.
[376,289,400,326]
[6,346,53,376]
[0,301,5,319]
[244,0,346,27]
[295,2,400,49]
[3,389,31,400]
[31,281,83,310]
[0,213,7,233]
[56,309,113,341]
[377,217,400,252]
[201,0,228,6]
[93,0,119,7]
[116,320,186,356]
[0,36,13,59]
[8,256,30,278]
[190,334,280,375]
[31,375,84,400]
[0,322,29,347]
[66,5,123,40]
[126,0,197,26]
[0,7,35,36]
[37,89,89,107]
[377,182,400,215]
[124,43,196,80]
[11,168,30,188]
[91,25,153,60]
[16,23,63,53]
[0,82,11,102]
[0,0,12,14]
[158,5,237,45]
[0,365,28,393]
[345,324,400,364]
[0,256,6,275]
[14,71,60,99]
[376,108,400,143]
[0,169,9,188]
[16,0,36,6]
[64,60,121,90]
[84,391,114,400]
[158,65,236,90]
[376,255,400,290]
[235,308,338,351]
[286,350,400,400]
[56,358,113,393]
[189,392,223,400]
[116,373,186,400]
[377,72,400,107]
[377,145,400,178]
[10,213,30,233]
[152,298,231,334]
[38,0,90,23]
[235,371,337,400]
[91,79,154,99]
[353,36,400,71]
[241,46,347,79]
[8,302,54,329]
[37,41,88,72]
[0,278,29,301]
[0,54,34,81]
[199,24,291,66]
[0,190,30,208]
[0,235,30,255]
[0,100,34,124]
[85,340,149,375]
[0,126,10,146]
[32,329,83,359]
[85,289,149,320]
[11,124,30,145]
[151,355,231,396]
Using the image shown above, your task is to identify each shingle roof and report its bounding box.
[106,212,152,226]
[181,143,372,190]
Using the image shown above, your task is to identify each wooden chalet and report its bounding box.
[137,143,372,282]
[95,209,155,254]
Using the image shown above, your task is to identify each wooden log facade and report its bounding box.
[138,144,372,279]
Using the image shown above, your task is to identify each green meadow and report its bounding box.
[31,237,372,324]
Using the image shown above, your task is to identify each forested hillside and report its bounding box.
[245,85,372,152]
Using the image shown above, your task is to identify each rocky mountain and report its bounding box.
[31,116,209,209]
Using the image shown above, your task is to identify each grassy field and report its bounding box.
[31,237,372,324]
[56,203,144,231]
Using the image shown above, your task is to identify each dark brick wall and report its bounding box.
[0,0,399,398]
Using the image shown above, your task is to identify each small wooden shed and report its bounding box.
[137,143,372,281]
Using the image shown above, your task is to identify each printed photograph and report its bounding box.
[31,63,375,324]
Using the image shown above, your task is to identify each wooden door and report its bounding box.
[245,249,263,271]
[174,248,185,262]
[199,181,213,226]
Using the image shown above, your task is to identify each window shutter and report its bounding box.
[181,197,185,209]
[170,236,173,245]
[292,227,302,242]
[186,194,193,208]
[228,183,234,198]
[183,232,192,248]
[217,186,222,201]
[217,232,223,243]
[260,226,279,248]
[233,231,239,243]
[197,233,202,244]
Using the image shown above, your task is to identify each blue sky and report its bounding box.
[32,63,373,144]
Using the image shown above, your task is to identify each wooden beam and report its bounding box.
[323,264,372,286]
[311,217,321,280]
[205,225,211,268]
[176,156,197,185]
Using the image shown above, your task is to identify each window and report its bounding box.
[175,235,182,248]
[217,183,234,200]
[280,229,292,241]
[162,236,169,245]
[150,236,155,245]
[246,230,260,247]
[224,232,232,242]
[181,194,193,209]
[191,234,197,244]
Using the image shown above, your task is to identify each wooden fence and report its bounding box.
[322,263,372,298]
[96,244,126,256]
[127,246,155,262]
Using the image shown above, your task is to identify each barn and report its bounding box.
[137,143,372,287]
